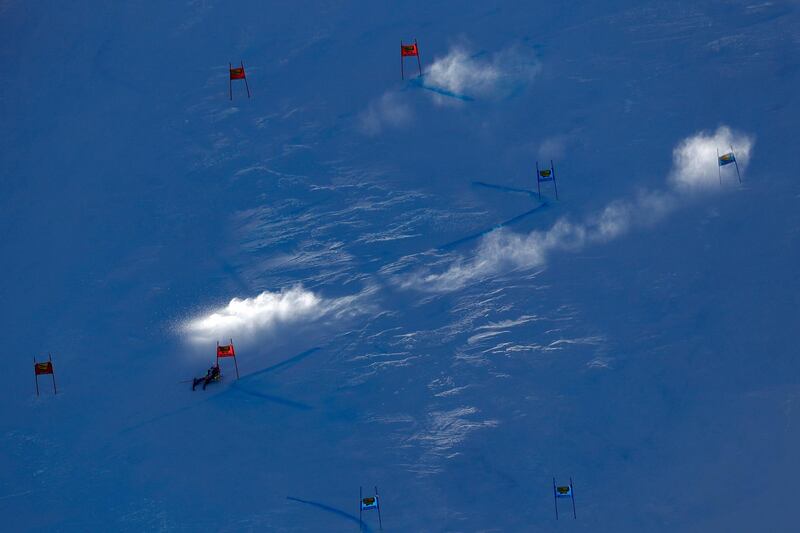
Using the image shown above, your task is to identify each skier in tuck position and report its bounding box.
[192,363,221,391]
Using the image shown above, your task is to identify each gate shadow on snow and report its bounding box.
[439,201,549,250]
[121,347,323,433]
[287,496,372,532]
[217,347,322,410]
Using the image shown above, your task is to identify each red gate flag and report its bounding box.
[401,43,419,57]
[217,344,236,357]
[230,67,245,80]
[35,361,53,375]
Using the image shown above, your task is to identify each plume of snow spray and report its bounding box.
[401,126,753,291]
[181,285,370,346]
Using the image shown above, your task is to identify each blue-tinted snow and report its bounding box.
[2,1,799,531]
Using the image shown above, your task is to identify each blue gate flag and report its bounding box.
[555,485,572,498]
[361,495,379,511]
[718,152,736,166]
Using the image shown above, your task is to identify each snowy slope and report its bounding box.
[2,1,800,531]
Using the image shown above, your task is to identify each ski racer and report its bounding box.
[192,363,221,391]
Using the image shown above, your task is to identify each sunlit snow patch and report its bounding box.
[181,286,369,345]
[669,126,753,191]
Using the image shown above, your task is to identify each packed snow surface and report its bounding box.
[2,1,799,531]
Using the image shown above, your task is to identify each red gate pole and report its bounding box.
[231,338,240,379]
[49,353,57,394]
[400,41,404,80]
[415,39,422,77]
[241,61,251,98]
[229,63,233,100]
[34,356,40,397]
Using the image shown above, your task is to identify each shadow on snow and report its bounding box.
[121,347,322,433]
[286,496,372,532]
[439,201,549,250]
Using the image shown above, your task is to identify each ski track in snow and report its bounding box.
[182,120,620,475]
[404,407,500,475]
[319,271,609,475]
[231,162,491,293]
